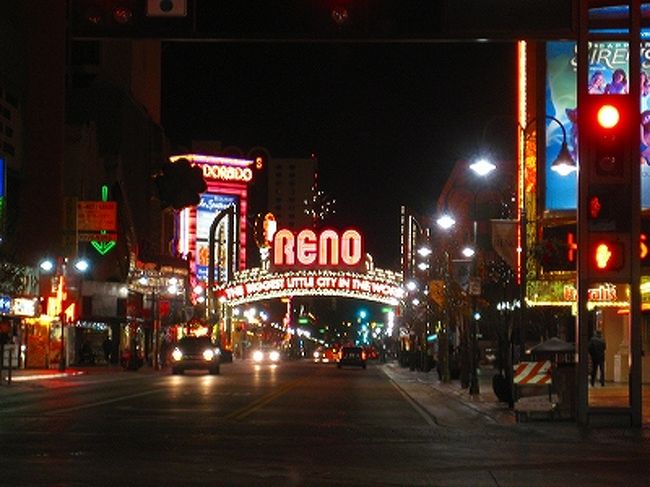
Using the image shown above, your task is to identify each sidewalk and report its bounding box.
[382,361,516,425]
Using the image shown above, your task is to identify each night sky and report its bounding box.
[161,41,516,269]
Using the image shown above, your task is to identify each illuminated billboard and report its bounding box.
[545,41,650,211]
[195,193,239,281]
[174,154,255,282]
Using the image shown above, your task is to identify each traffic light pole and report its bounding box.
[577,0,642,426]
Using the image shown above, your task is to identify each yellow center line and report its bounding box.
[225,377,306,421]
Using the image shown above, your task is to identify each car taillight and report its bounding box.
[361,351,367,360]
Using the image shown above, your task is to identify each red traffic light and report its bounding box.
[583,94,633,182]
[596,104,620,129]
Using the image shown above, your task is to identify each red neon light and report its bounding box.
[566,232,578,263]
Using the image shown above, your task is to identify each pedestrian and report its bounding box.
[588,329,606,387]
[102,336,112,365]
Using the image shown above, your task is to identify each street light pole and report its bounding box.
[468,158,496,396]
[468,191,481,395]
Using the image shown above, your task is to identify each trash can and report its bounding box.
[552,363,576,419]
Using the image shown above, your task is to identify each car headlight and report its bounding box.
[313,351,320,359]
[171,348,183,362]
[252,350,264,362]
[203,349,215,361]
[269,350,280,362]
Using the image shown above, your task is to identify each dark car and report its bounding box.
[337,346,367,369]
[170,336,221,375]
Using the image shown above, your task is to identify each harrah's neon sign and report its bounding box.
[272,228,363,268]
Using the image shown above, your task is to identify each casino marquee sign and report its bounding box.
[218,227,404,306]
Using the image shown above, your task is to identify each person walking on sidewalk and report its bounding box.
[588,330,606,387]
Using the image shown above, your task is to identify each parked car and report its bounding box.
[337,346,367,369]
[170,336,221,375]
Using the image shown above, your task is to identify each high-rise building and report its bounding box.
[267,157,317,230]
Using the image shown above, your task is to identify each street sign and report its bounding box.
[78,232,118,242]
[77,201,117,232]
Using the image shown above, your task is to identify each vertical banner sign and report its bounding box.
[0,157,5,242]
[196,193,239,281]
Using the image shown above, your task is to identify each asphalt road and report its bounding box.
[1,360,650,486]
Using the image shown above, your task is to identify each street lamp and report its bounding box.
[467,158,496,396]
[40,256,90,371]
[546,115,577,176]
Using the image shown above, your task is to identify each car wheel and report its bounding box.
[209,366,220,375]
[337,364,341,369]
[362,364,367,369]
[172,368,183,375]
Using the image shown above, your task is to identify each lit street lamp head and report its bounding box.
[550,140,577,176]
[462,246,475,258]
[39,259,55,273]
[74,258,90,273]
[469,158,497,177]
[436,214,456,230]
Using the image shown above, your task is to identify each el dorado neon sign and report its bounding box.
[272,228,363,268]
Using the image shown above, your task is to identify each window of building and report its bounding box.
[3,142,15,156]
[4,92,18,109]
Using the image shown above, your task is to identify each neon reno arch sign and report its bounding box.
[273,228,363,268]
[219,227,403,306]
[222,270,404,306]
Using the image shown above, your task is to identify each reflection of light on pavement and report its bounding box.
[169,375,184,393]
[12,371,85,382]
[199,375,216,395]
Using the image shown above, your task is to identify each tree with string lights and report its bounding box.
[303,175,336,229]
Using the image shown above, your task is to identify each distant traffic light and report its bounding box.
[154,158,207,210]
[582,94,635,281]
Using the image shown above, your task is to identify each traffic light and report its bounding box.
[588,235,627,274]
[583,95,634,184]
[154,158,207,210]
[70,0,192,39]
[582,94,635,281]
